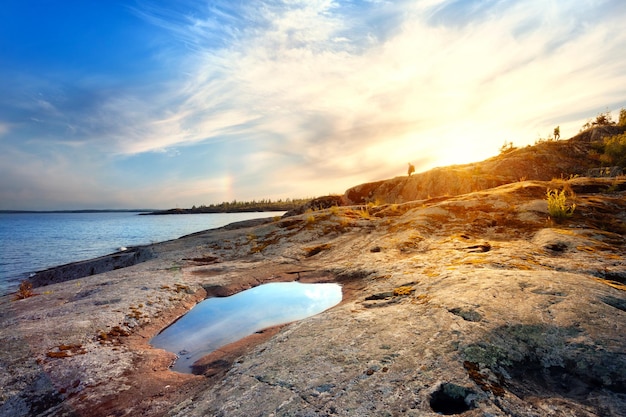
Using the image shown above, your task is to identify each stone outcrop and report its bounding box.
[283,195,345,216]
[29,247,155,288]
[344,126,626,205]
[344,169,509,205]
[1,177,625,417]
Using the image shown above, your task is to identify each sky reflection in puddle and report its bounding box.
[151,282,342,373]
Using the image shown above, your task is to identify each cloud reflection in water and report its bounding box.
[151,282,342,373]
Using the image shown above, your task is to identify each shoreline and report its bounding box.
[141,208,288,215]
[1,214,282,298]
[24,216,278,291]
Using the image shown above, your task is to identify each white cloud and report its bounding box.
[103,1,625,172]
[3,0,626,209]
[147,0,625,173]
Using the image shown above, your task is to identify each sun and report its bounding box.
[366,129,500,176]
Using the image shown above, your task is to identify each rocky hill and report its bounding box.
[1,128,625,417]
[344,125,625,205]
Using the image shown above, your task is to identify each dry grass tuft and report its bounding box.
[546,188,576,222]
[13,281,36,301]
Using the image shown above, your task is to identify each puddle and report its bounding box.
[151,281,342,373]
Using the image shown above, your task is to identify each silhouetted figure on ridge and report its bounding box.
[408,162,415,176]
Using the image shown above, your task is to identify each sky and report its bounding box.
[1,0,625,210]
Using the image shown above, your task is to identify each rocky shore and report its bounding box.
[1,176,625,417]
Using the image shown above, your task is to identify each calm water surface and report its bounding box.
[150,282,343,373]
[0,211,284,296]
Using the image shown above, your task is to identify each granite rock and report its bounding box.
[1,178,625,417]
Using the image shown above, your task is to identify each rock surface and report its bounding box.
[1,178,625,417]
[29,247,156,287]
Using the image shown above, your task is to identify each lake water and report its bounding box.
[0,211,284,296]
[150,282,343,373]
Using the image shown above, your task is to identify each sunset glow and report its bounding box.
[1,0,625,210]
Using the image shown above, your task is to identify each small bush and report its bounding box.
[580,110,615,131]
[546,189,576,221]
[602,132,626,167]
[13,281,36,300]
[357,208,371,219]
[500,141,516,154]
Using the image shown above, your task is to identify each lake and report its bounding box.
[0,211,284,296]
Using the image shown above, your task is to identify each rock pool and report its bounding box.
[151,281,342,373]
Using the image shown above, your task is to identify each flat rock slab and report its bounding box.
[1,179,625,417]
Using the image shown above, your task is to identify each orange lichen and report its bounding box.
[393,286,415,296]
[127,306,146,320]
[174,283,190,293]
[46,344,86,358]
[98,326,131,345]
[413,294,432,304]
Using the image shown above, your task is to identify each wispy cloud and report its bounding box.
[131,0,626,167]
[1,0,625,209]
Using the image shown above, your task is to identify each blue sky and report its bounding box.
[1,0,625,210]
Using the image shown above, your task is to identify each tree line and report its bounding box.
[146,198,313,215]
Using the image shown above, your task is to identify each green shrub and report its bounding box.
[546,189,576,221]
[618,108,626,127]
[602,132,626,167]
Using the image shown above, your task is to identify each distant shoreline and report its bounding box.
[0,209,156,214]
[141,208,290,215]
[142,199,310,215]
[1,200,309,215]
